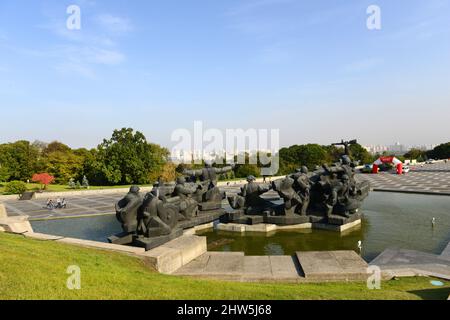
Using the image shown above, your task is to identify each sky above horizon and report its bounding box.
[1,0,449,149]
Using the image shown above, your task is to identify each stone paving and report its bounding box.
[356,162,450,195]
[2,193,123,219]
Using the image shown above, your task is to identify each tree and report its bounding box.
[89,128,169,185]
[404,148,427,161]
[32,173,55,190]
[428,142,450,160]
[42,141,72,156]
[44,149,84,184]
[348,144,374,165]
[279,144,330,174]
[0,141,42,181]
[158,162,177,183]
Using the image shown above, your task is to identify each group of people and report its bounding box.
[45,198,67,210]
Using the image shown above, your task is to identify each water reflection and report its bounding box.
[198,192,450,261]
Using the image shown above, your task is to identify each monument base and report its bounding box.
[133,229,184,251]
[265,215,310,225]
[221,210,362,233]
[328,212,361,225]
[108,232,134,245]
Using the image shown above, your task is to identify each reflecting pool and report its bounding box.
[30,192,450,262]
[198,192,450,261]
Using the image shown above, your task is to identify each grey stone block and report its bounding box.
[296,251,369,281]
[269,256,301,279]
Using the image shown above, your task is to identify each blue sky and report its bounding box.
[1,0,449,149]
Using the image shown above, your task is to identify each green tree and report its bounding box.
[42,142,84,184]
[0,141,41,181]
[404,148,427,160]
[427,142,450,160]
[279,144,330,174]
[89,128,169,185]
[348,144,374,165]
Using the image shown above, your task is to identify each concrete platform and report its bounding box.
[296,251,369,281]
[142,235,207,274]
[174,252,303,282]
[312,219,361,232]
[0,215,33,234]
[215,220,359,234]
[370,248,450,280]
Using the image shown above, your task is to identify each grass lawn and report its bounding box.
[0,232,449,300]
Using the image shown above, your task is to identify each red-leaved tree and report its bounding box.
[32,173,55,190]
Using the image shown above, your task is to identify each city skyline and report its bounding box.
[1,0,449,149]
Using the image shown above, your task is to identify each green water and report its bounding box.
[198,192,450,261]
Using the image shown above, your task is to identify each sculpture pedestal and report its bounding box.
[265,215,310,225]
[328,212,361,226]
[108,232,134,245]
[133,229,184,251]
[178,208,225,229]
[225,211,311,226]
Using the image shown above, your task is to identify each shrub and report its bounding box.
[4,181,27,195]
[68,178,76,189]
[82,175,89,189]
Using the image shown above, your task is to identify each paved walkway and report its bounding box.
[370,247,450,280]
[357,162,450,195]
[2,193,123,219]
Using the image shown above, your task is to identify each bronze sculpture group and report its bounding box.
[226,155,370,225]
[109,164,233,250]
[110,154,370,250]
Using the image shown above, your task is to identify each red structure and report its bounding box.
[372,156,403,175]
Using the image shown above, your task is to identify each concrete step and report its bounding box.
[296,251,369,281]
[174,252,303,282]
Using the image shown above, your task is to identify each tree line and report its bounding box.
[0,128,170,186]
[1,128,449,186]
